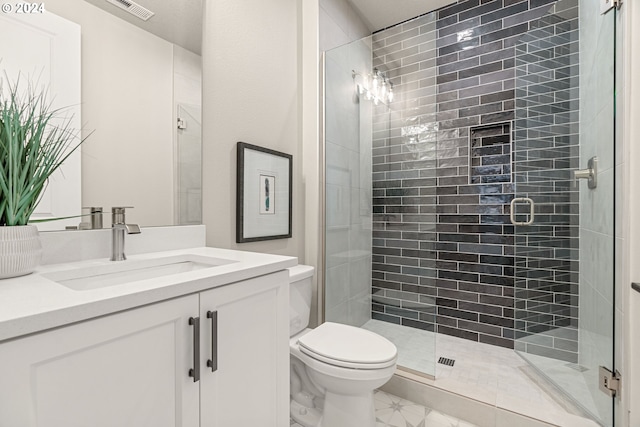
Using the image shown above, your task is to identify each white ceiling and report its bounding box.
[83,0,202,55]
[347,0,458,32]
[83,0,457,56]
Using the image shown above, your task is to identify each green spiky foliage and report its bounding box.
[0,75,86,226]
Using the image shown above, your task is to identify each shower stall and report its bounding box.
[323,0,617,425]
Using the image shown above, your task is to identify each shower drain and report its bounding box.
[437,357,455,367]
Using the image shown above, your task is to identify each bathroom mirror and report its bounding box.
[11,0,203,230]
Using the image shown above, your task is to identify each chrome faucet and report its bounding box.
[110,207,141,261]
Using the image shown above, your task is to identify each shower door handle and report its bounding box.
[510,197,535,226]
[572,156,598,189]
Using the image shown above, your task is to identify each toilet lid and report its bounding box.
[297,322,397,369]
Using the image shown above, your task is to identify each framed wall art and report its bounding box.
[236,142,292,243]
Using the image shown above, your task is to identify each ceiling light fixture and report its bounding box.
[352,68,393,105]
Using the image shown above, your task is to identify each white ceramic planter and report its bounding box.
[0,225,42,279]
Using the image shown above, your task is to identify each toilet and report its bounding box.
[288,265,397,427]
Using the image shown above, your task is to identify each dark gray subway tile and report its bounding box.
[368,0,580,353]
[481,23,528,45]
[479,334,514,349]
[458,319,502,336]
[459,40,503,60]
[459,61,503,79]
[438,17,481,38]
[459,0,504,21]
[438,325,479,341]
[503,5,555,29]
[436,12,459,30]
[484,2,528,26]
[438,307,479,322]
[438,0,480,19]
[459,81,503,98]
[402,318,435,332]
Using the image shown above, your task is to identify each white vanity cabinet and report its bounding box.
[0,294,200,427]
[199,270,290,427]
[0,270,289,427]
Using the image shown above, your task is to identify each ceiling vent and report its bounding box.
[105,0,154,21]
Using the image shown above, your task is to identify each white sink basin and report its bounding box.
[43,254,236,291]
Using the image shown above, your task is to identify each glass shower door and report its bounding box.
[512,1,616,425]
[323,32,438,379]
[176,104,202,225]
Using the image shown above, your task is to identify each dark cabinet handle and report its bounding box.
[188,317,200,382]
[206,311,218,372]
[632,283,640,294]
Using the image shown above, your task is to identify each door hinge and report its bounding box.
[601,0,622,14]
[177,118,187,130]
[599,366,621,397]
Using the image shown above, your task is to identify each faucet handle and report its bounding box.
[112,206,134,213]
[82,207,104,229]
[112,206,134,225]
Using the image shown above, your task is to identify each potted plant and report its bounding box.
[0,75,86,278]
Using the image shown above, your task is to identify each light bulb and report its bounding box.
[372,74,379,90]
[388,86,394,103]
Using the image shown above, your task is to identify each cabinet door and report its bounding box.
[199,271,289,427]
[0,295,199,427]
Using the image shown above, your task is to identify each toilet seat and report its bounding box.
[297,322,397,370]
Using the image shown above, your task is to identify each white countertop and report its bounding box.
[0,247,297,342]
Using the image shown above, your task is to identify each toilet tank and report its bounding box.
[288,265,315,336]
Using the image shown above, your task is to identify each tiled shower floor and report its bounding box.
[291,390,479,427]
[362,320,598,426]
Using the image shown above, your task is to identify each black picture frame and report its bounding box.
[236,142,292,243]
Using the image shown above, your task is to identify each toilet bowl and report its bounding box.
[288,265,397,427]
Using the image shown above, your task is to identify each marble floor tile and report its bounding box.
[362,320,597,426]
[291,390,479,427]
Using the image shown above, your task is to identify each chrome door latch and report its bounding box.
[599,366,621,397]
[510,197,535,226]
[573,156,598,189]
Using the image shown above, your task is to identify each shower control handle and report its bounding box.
[510,197,535,226]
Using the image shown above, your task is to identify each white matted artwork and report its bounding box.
[236,142,292,242]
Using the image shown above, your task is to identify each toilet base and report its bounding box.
[320,390,376,427]
[291,399,321,427]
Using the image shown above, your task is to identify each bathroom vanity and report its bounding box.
[0,245,296,427]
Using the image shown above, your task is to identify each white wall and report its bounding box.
[174,46,202,111]
[302,0,322,327]
[42,1,178,227]
[201,0,303,258]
